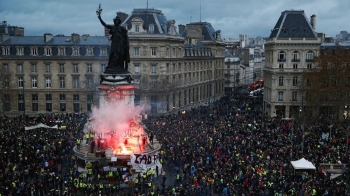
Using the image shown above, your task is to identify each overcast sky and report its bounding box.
[1,0,348,39]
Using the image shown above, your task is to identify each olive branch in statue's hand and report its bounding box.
[96,4,102,16]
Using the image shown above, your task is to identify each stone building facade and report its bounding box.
[0,8,225,116]
[263,10,322,118]
[123,9,226,114]
[0,33,109,116]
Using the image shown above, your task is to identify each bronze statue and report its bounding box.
[97,4,130,74]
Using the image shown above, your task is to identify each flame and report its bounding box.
[121,145,128,154]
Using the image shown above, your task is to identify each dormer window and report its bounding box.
[2,47,10,55]
[58,47,66,56]
[16,46,24,56]
[44,47,52,56]
[72,47,80,56]
[149,24,154,33]
[135,25,140,32]
[30,47,38,56]
[86,47,93,56]
[100,48,107,56]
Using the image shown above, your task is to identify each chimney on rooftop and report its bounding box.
[71,33,80,43]
[178,24,185,35]
[310,14,316,30]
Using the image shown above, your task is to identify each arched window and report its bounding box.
[278,51,286,62]
[278,76,284,86]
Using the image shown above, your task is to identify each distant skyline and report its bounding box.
[1,0,349,39]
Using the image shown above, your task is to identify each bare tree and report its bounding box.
[302,46,350,122]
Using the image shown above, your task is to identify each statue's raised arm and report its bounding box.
[96,4,109,28]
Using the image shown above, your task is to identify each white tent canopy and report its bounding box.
[291,158,316,170]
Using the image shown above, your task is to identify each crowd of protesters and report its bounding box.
[0,88,350,196]
[143,90,350,196]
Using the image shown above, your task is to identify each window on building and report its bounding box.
[73,64,79,73]
[73,77,79,88]
[293,64,298,69]
[306,51,314,61]
[87,94,93,112]
[46,77,51,88]
[17,64,23,72]
[87,64,92,73]
[307,64,312,69]
[30,47,38,56]
[32,94,38,111]
[134,47,140,56]
[18,94,24,111]
[59,77,65,88]
[86,47,93,56]
[278,76,284,86]
[45,47,52,56]
[46,94,52,111]
[134,64,140,74]
[31,64,37,72]
[278,91,284,101]
[151,78,157,89]
[151,96,157,113]
[72,47,80,56]
[279,64,284,69]
[306,78,311,86]
[18,77,24,88]
[87,77,93,88]
[4,77,9,88]
[46,64,51,72]
[134,95,140,106]
[16,47,24,56]
[278,51,286,61]
[293,76,298,86]
[100,48,107,56]
[2,47,10,55]
[73,94,80,112]
[32,77,37,88]
[292,92,298,101]
[292,51,300,61]
[149,24,154,33]
[151,48,157,56]
[59,64,65,73]
[135,25,140,32]
[3,63,8,72]
[58,47,65,56]
[151,64,157,74]
[60,94,66,111]
[101,64,106,73]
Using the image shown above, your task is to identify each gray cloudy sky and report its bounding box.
[1,0,348,39]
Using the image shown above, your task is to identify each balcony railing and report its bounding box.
[305,59,314,62]
[278,58,286,62]
[292,59,300,62]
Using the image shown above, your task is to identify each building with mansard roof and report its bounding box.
[121,8,225,114]
[263,10,323,118]
[0,8,225,116]
[0,32,109,116]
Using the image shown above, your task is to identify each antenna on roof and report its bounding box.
[147,0,148,9]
